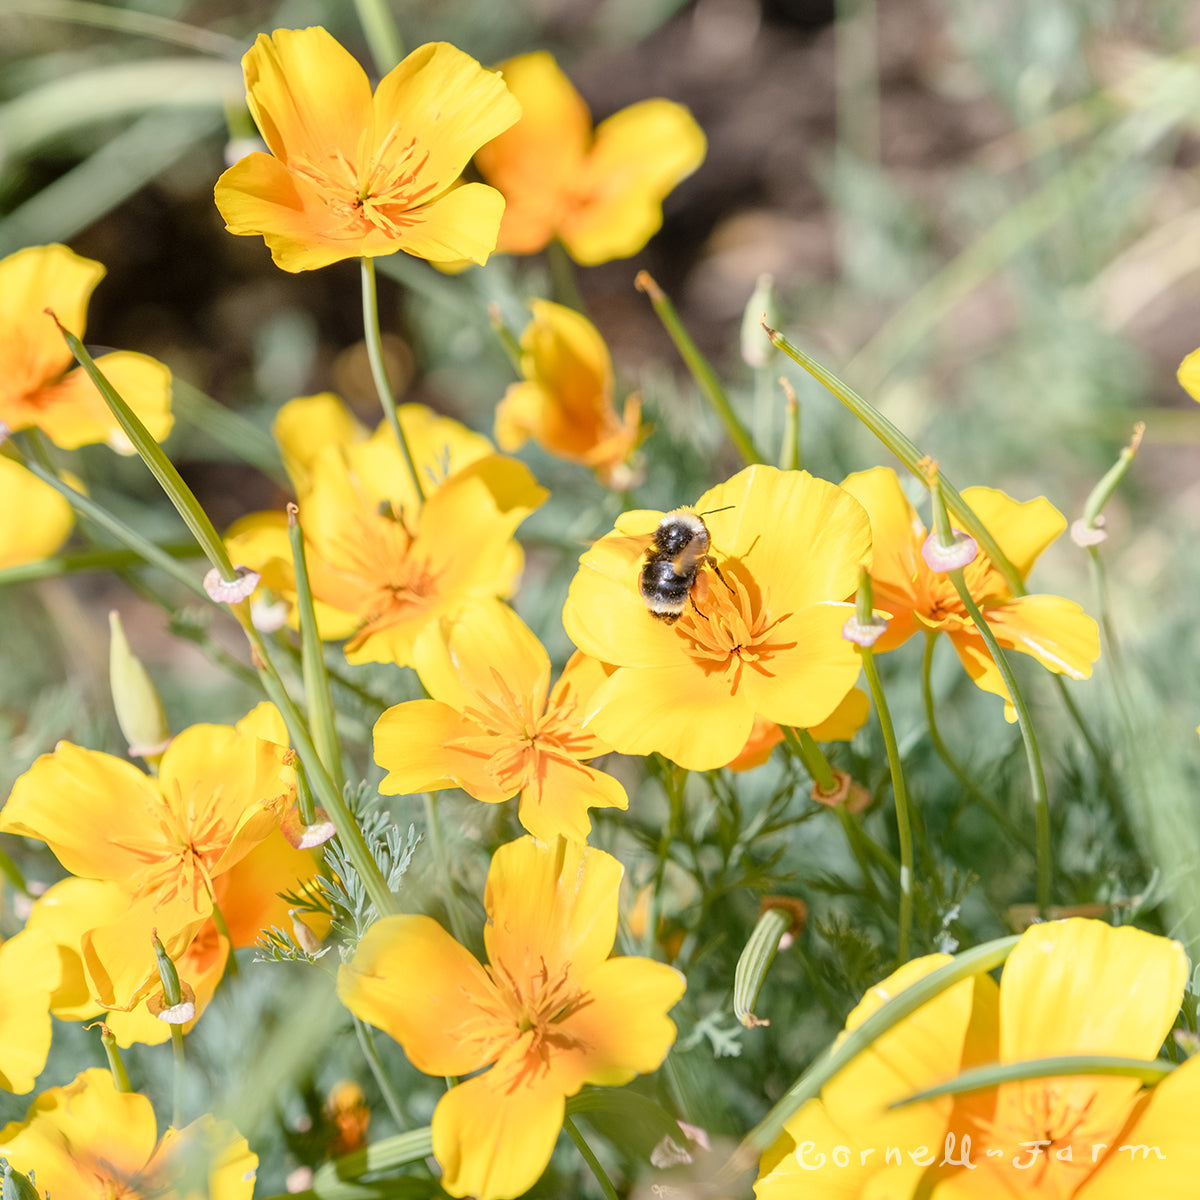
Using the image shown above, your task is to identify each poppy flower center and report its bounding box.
[493,958,592,1072]
[450,674,596,797]
[675,566,795,688]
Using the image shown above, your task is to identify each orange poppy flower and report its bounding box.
[0,1069,256,1200]
[0,456,74,568]
[840,467,1099,720]
[0,703,293,1011]
[495,299,642,488]
[338,835,685,1200]
[374,598,627,840]
[562,466,872,770]
[0,244,172,450]
[215,27,520,272]
[756,919,1196,1199]
[474,51,706,264]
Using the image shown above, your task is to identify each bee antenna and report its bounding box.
[698,504,735,517]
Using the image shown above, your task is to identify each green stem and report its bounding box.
[764,327,1023,594]
[422,793,471,945]
[98,1024,132,1092]
[0,541,202,586]
[859,647,912,961]
[242,624,398,919]
[14,455,211,601]
[286,505,344,792]
[171,1024,185,1127]
[783,726,836,793]
[353,1016,407,1130]
[352,0,405,73]
[489,303,524,372]
[208,898,239,978]
[548,240,587,312]
[949,572,1051,914]
[55,324,240,582]
[563,1115,620,1200]
[921,633,1035,852]
[636,271,763,466]
[361,257,425,504]
[834,805,888,905]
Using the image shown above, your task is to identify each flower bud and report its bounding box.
[108,611,170,761]
[740,274,779,369]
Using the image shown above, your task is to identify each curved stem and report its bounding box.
[859,647,913,961]
[360,257,425,504]
[783,726,836,793]
[949,572,1051,914]
[422,793,471,946]
[563,1114,620,1200]
[353,1016,407,1130]
[921,633,1035,853]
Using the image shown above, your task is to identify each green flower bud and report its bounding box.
[108,611,169,761]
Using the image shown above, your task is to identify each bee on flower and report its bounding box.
[563,465,873,771]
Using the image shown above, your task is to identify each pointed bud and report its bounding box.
[108,611,170,761]
[289,909,323,956]
[151,931,183,1007]
[741,274,780,369]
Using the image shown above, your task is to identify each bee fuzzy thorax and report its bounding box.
[639,509,717,623]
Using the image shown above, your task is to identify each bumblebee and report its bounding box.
[639,508,731,623]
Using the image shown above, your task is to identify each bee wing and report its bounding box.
[578,511,662,572]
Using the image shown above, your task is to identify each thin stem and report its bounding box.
[949,572,1051,914]
[98,1024,132,1092]
[0,541,202,586]
[548,240,587,312]
[422,793,472,946]
[764,327,1023,594]
[360,257,425,504]
[287,505,344,792]
[563,1115,620,1200]
[353,1016,407,1130]
[783,726,836,793]
[242,623,398,918]
[352,0,405,74]
[859,647,912,961]
[636,271,763,466]
[15,455,211,599]
[171,1025,185,1127]
[920,634,1035,852]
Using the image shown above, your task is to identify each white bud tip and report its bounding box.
[155,999,196,1024]
[650,1136,694,1169]
[127,737,173,759]
[842,615,888,646]
[204,565,260,604]
[1070,518,1107,547]
[105,428,137,455]
[282,806,337,849]
[920,531,977,572]
[250,596,289,632]
[677,1122,711,1151]
[0,422,10,446]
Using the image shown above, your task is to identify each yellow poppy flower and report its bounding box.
[227,406,547,665]
[0,456,74,568]
[0,703,293,1011]
[756,919,1194,1200]
[726,689,870,772]
[495,299,642,488]
[0,244,172,450]
[374,598,627,841]
[338,835,685,1200]
[562,466,872,770]
[1177,346,1200,399]
[474,51,706,264]
[0,1068,256,1200]
[840,467,1099,721]
[214,27,520,272]
[26,829,321,1046]
[0,929,58,1094]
